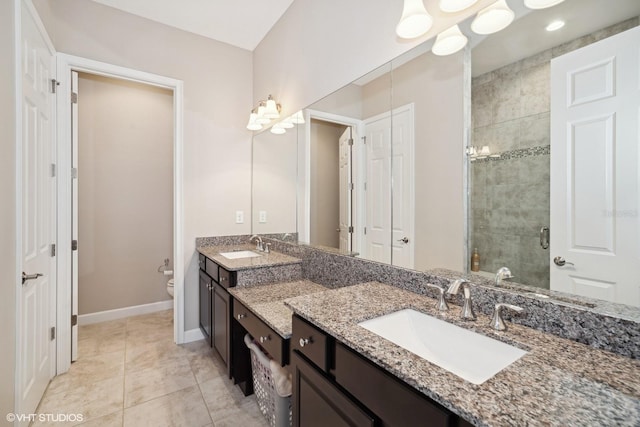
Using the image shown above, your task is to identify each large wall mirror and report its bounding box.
[251,0,640,312]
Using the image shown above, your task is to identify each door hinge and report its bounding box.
[349,183,354,191]
[72,240,78,251]
[50,79,59,94]
[51,163,56,177]
[50,243,56,257]
[50,326,56,340]
[348,138,354,146]
[71,168,78,179]
[348,226,354,233]
[362,136,367,144]
[364,227,367,235]
[71,314,78,327]
[364,182,367,191]
[71,92,78,104]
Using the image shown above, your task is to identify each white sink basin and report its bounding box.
[219,250,262,259]
[358,309,527,385]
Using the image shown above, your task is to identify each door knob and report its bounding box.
[22,272,43,285]
[553,256,574,267]
[398,237,409,244]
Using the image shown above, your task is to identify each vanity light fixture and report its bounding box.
[524,0,565,9]
[270,123,286,135]
[439,0,479,13]
[396,0,433,39]
[545,20,565,31]
[246,95,282,130]
[470,0,514,35]
[432,25,468,56]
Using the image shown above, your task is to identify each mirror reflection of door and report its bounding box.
[338,127,354,252]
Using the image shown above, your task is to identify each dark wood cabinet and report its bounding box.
[234,299,288,365]
[198,269,212,346]
[292,315,473,427]
[213,282,231,376]
[292,351,377,427]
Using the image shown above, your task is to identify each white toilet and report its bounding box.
[167,279,174,298]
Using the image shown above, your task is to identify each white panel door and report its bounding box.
[550,27,640,306]
[364,114,392,264]
[71,70,79,361]
[390,104,415,269]
[338,127,352,252]
[19,0,56,418]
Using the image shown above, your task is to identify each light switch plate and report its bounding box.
[235,211,244,224]
[259,211,267,223]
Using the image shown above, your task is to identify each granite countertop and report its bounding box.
[197,244,302,271]
[285,282,640,427]
[228,280,327,338]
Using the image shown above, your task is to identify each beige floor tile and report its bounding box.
[124,356,197,407]
[75,410,123,427]
[79,331,126,358]
[123,385,211,427]
[188,348,227,384]
[46,351,125,396]
[125,340,187,373]
[199,376,257,423]
[213,399,269,427]
[34,376,124,427]
[79,319,127,339]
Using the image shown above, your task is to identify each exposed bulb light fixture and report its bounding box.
[438,0,478,13]
[396,0,433,39]
[545,20,565,31]
[524,0,565,9]
[432,25,468,56]
[470,0,514,35]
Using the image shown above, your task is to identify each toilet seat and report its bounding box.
[167,278,175,297]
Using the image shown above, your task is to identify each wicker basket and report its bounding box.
[244,334,291,427]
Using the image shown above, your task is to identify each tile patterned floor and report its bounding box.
[34,310,269,427]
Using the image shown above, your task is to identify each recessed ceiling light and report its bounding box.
[546,20,565,31]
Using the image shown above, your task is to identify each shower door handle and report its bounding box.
[539,227,549,249]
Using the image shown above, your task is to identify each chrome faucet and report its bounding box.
[490,303,524,331]
[495,267,514,287]
[425,283,449,312]
[249,234,264,251]
[446,279,476,320]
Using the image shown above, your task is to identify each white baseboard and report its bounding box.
[78,300,174,325]
[183,328,205,343]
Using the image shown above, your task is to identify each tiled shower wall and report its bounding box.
[470,18,639,289]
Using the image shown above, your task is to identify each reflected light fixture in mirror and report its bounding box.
[470,0,514,35]
[270,123,286,134]
[280,117,295,129]
[290,110,305,124]
[432,24,468,56]
[524,0,565,9]
[439,0,479,13]
[545,20,565,31]
[396,0,433,39]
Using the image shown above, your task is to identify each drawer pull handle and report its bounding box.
[259,335,270,343]
[237,314,246,320]
[299,337,312,347]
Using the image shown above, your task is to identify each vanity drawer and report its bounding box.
[292,315,329,372]
[205,258,219,282]
[234,299,287,365]
[218,266,235,289]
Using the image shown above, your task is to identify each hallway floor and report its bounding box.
[34,310,268,427]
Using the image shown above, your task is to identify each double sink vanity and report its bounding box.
[197,235,640,427]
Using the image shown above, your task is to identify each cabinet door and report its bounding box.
[213,283,231,376]
[292,352,376,427]
[199,270,212,346]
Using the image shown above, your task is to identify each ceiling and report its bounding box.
[90,0,296,51]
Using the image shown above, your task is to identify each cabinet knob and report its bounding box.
[259,335,270,343]
[299,337,311,347]
[237,313,246,320]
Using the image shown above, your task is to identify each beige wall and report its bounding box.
[392,51,466,271]
[77,73,173,314]
[253,0,497,116]
[33,0,253,329]
[310,120,346,247]
[0,1,17,423]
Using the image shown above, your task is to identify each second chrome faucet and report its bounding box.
[446,279,476,321]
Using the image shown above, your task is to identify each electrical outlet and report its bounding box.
[259,211,267,223]
[235,211,244,224]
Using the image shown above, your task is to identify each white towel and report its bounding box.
[269,359,292,397]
